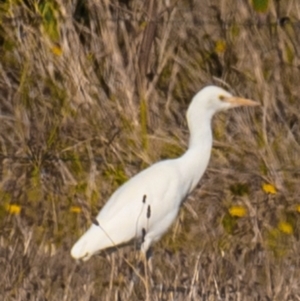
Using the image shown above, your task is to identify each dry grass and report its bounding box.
[1,0,300,300]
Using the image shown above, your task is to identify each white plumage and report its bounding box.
[71,85,259,261]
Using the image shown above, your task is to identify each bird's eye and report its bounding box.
[219,95,225,101]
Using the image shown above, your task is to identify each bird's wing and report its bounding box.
[71,159,189,259]
[95,159,184,246]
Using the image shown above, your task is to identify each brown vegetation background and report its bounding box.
[1,0,300,300]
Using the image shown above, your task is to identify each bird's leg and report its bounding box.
[128,245,152,299]
[139,236,155,300]
[140,250,152,301]
[140,247,153,278]
[108,253,115,298]
[145,247,153,275]
[140,235,152,273]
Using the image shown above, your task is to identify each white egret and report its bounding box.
[71,85,259,261]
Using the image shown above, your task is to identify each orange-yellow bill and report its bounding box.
[223,96,260,107]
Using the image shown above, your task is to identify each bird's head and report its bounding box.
[186,85,260,132]
[186,85,259,142]
[188,85,259,118]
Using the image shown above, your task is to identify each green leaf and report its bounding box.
[104,165,128,187]
[222,213,237,234]
[285,44,294,64]
[252,0,269,13]
[38,1,60,41]
[230,183,249,196]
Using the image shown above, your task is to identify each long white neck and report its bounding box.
[188,110,213,149]
[178,110,214,194]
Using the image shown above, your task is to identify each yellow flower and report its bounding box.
[5,204,21,215]
[262,183,277,194]
[278,221,293,235]
[215,40,226,53]
[296,204,300,213]
[51,45,63,56]
[229,206,247,217]
[139,21,147,29]
[70,206,82,213]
